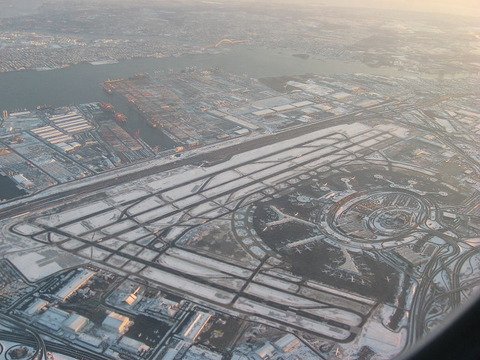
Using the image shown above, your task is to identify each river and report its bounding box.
[0,46,426,113]
[0,175,26,201]
[0,46,430,148]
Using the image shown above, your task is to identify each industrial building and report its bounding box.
[29,110,92,153]
[37,307,70,332]
[76,333,102,349]
[182,311,212,342]
[11,173,33,188]
[252,342,277,360]
[123,286,141,306]
[234,128,250,136]
[273,334,301,353]
[56,141,81,154]
[54,269,95,302]
[63,313,89,333]
[124,293,138,306]
[49,111,93,134]
[31,125,74,145]
[244,335,301,360]
[102,312,132,334]
[119,336,150,354]
[23,299,49,317]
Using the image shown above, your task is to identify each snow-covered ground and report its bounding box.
[166,247,252,278]
[245,282,323,308]
[6,246,86,281]
[348,304,407,359]
[158,254,242,282]
[253,273,299,292]
[234,297,351,340]
[140,266,235,305]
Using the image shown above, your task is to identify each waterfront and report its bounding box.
[0,175,26,201]
[0,46,452,148]
[0,46,424,113]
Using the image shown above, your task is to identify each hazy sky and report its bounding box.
[324,0,480,17]
[1,0,479,18]
[265,0,480,17]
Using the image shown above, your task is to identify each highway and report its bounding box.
[0,330,109,360]
[0,313,110,360]
[403,231,470,350]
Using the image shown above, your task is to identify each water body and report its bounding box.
[0,0,43,18]
[0,46,425,113]
[0,175,26,201]
[106,93,177,148]
[0,46,444,147]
